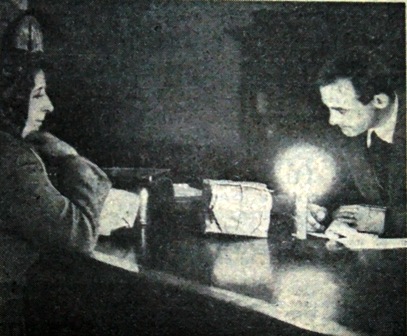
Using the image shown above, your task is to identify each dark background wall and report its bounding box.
[28,1,405,185]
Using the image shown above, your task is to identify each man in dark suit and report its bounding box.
[317,49,406,237]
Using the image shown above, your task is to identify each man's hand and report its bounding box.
[25,131,78,159]
[325,219,359,240]
[332,204,385,234]
[332,205,361,224]
[307,203,328,232]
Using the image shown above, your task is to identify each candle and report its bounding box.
[139,188,149,225]
[274,144,337,241]
[295,192,308,240]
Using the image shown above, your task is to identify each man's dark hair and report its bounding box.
[317,48,395,105]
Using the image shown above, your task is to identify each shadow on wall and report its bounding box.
[34,1,255,182]
[31,1,405,184]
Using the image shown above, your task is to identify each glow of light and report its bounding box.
[274,144,336,201]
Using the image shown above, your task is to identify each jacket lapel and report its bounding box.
[341,134,383,204]
[387,91,406,206]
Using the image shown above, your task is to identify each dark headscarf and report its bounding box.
[0,51,46,136]
[0,12,46,136]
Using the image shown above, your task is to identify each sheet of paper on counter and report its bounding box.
[99,188,140,236]
[338,237,407,250]
[173,183,203,198]
[308,232,407,250]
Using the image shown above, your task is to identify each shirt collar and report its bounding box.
[367,94,398,148]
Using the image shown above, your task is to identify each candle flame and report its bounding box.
[274,144,336,200]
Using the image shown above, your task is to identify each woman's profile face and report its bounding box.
[22,69,54,137]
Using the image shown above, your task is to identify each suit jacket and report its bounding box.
[338,93,406,237]
[0,128,112,254]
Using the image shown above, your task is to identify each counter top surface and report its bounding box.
[94,202,406,336]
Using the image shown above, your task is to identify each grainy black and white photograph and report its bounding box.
[0,1,405,335]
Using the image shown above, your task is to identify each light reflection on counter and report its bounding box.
[273,265,340,323]
[209,239,274,301]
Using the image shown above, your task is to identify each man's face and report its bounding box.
[320,78,377,137]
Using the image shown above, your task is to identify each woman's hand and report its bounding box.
[25,131,78,159]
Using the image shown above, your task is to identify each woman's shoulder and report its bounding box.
[0,130,42,166]
[0,130,29,150]
[0,130,24,151]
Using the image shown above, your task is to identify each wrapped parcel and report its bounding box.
[202,179,272,238]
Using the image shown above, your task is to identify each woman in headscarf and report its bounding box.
[0,55,112,255]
